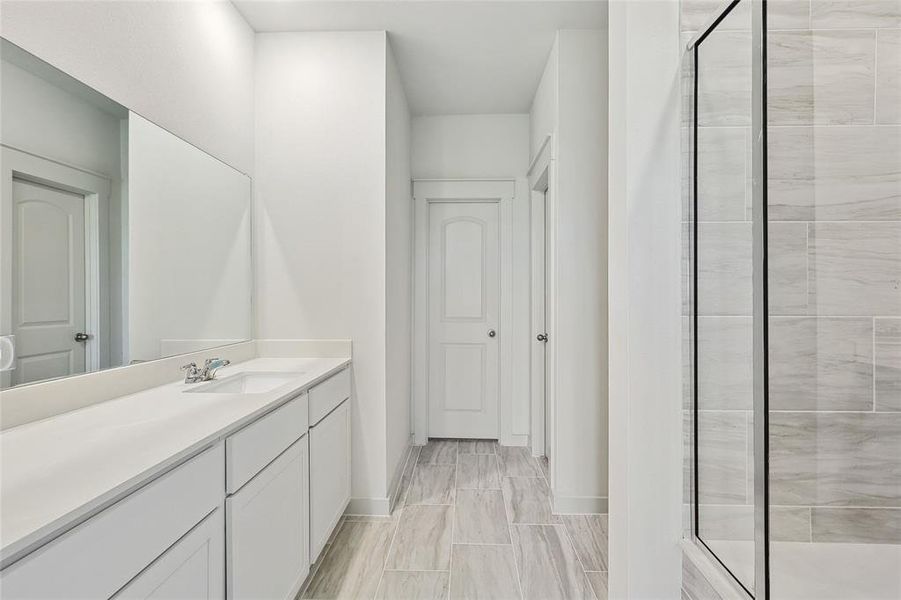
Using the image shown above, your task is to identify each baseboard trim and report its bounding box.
[502,433,530,447]
[388,436,414,512]
[345,497,391,516]
[553,494,609,514]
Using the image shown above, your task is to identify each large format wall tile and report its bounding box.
[697,223,752,316]
[876,318,901,411]
[770,412,901,507]
[697,317,752,410]
[811,0,901,28]
[697,504,811,542]
[768,31,876,125]
[682,0,811,33]
[769,317,873,411]
[769,222,809,315]
[697,411,749,505]
[810,222,901,316]
[812,507,901,544]
[697,30,752,127]
[768,126,901,221]
[876,29,901,123]
[696,127,750,221]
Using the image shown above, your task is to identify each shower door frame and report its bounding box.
[688,0,770,597]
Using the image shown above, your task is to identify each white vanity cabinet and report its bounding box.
[0,445,224,600]
[308,368,352,561]
[225,397,310,600]
[114,508,225,600]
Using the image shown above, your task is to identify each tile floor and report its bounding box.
[301,439,608,599]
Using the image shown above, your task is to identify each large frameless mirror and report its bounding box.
[0,38,252,390]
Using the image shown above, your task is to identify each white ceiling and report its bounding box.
[232,1,607,115]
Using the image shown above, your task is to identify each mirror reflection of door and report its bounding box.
[11,178,86,385]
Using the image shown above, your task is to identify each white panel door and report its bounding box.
[113,508,225,600]
[227,437,309,600]
[428,202,500,439]
[11,179,86,385]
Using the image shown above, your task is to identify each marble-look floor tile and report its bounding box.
[696,127,749,221]
[810,222,901,316]
[877,29,901,124]
[586,572,607,600]
[696,222,752,316]
[811,0,901,28]
[770,412,901,507]
[768,222,809,315]
[769,317,873,411]
[376,571,450,600]
[497,445,542,478]
[682,551,727,600]
[812,507,901,544]
[406,465,456,506]
[696,317,752,410]
[502,477,561,524]
[386,505,453,570]
[460,439,498,454]
[418,439,459,465]
[768,30,875,125]
[560,515,609,571]
[512,524,595,600]
[538,456,549,481]
[302,521,396,599]
[768,126,901,221]
[458,454,501,490]
[455,489,511,544]
[697,411,749,505]
[449,544,521,600]
[876,318,901,411]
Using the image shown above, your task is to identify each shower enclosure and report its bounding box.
[686,0,901,597]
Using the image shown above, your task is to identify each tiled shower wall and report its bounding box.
[682,0,901,545]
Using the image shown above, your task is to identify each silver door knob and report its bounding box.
[536,333,548,342]
[74,332,91,342]
[488,329,496,338]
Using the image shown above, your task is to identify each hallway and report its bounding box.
[302,440,608,599]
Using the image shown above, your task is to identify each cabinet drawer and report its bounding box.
[226,394,308,494]
[308,368,351,426]
[0,444,223,600]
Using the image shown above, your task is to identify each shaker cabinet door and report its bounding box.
[309,399,351,562]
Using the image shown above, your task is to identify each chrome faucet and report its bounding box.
[181,358,231,384]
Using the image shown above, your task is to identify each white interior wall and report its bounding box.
[529,29,609,513]
[0,0,255,175]
[254,31,392,511]
[411,114,532,445]
[607,2,683,597]
[385,40,414,494]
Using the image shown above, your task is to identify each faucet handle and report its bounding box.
[181,362,198,371]
[204,357,221,367]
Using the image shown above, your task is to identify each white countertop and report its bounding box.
[0,356,350,566]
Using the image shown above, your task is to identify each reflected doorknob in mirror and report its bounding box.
[74,332,92,343]
[537,333,548,342]
[488,329,496,338]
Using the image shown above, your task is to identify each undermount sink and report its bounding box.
[184,371,305,395]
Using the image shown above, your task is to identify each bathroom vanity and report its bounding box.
[0,357,352,599]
